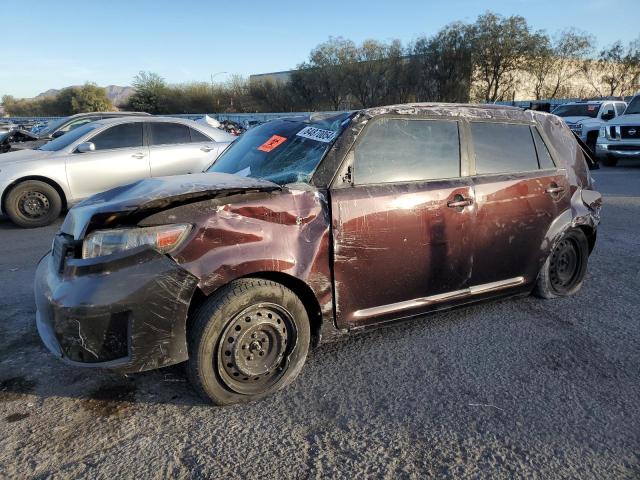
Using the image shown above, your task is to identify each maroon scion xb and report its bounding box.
[35,104,602,405]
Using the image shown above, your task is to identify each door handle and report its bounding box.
[131,153,145,159]
[545,186,564,194]
[200,146,214,152]
[447,197,473,209]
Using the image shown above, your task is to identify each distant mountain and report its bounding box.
[35,85,135,106]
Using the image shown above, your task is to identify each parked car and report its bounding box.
[595,94,640,166]
[35,104,601,405]
[0,111,150,153]
[552,100,627,152]
[0,116,235,227]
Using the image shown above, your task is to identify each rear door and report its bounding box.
[65,122,150,200]
[147,122,218,177]
[467,121,570,286]
[330,116,475,329]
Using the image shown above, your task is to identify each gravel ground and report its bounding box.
[1,163,639,479]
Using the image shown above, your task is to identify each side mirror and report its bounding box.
[76,142,95,153]
[601,109,615,121]
[51,130,65,138]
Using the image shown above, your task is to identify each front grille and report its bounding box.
[609,144,640,152]
[621,126,640,139]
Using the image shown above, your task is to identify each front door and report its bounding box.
[330,117,475,329]
[467,121,571,286]
[66,122,150,200]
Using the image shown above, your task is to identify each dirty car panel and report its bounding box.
[34,103,601,397]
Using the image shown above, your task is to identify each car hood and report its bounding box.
[560,116,592,125]
[607,113,640,126]
[0,148,54,166]
[61,172,281,239]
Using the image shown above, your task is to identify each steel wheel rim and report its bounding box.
[217,302,296,395]
[549,238,581,292]
[18,191,50,219]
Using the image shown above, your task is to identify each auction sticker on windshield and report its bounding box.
[258,135,287,152]
[296,126,337,143]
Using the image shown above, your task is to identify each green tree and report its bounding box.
[127,71,169,113]
[412,22,474,102]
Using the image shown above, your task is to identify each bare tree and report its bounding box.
[527,30,594,100]
[470,12,546,102]
[583,39,640,98]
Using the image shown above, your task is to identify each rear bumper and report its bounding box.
[34,244,199,373]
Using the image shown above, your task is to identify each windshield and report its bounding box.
[38,123,98,151]
[625,97,640,115]
[552,104,600,118]
[38,116,71,136]
[207,113,352,184]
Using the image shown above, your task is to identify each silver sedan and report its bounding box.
[0,116,235,227]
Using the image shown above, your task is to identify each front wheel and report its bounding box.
[4,180,62,228]
[188,278,310,405]
[602,156,618,167]
[534,229,589,299]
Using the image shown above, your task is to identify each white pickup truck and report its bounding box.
[595,94,640,166]
[552,100,627,153]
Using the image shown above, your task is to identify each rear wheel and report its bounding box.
[534,229,589,299]
[4,180,62,228]
[188,278,310,405]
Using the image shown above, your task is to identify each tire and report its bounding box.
[188,278,310,405]
[534,229,589,299]
[602,156,618,167]
[4,180,62,228]
[586,138,597,156]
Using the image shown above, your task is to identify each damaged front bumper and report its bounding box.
[34,237,199,373]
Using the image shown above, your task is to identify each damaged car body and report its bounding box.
[35,104,602,405]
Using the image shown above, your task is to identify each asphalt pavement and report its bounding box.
[0,162,639,479]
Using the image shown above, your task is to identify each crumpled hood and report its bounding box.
[61,172,281,239]
[607,113,640,126]
[0,148,52,166]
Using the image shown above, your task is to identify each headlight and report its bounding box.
[574,124,583,135]
[599,126,606,138]
[82,224,192,259]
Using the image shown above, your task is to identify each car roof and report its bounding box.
[64,111,151,119]
[359,102,532,123]
[90,116,236,142]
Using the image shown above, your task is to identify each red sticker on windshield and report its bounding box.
[258,135,287,152]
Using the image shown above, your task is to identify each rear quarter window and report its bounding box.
[470,122,539,174]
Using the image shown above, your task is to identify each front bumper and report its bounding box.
[34,240,199,373]
[596,143,640,159]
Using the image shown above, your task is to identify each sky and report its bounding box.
[2,0,638,98]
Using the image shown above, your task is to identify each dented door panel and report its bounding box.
[470,170,571,286]
[330,179,475,329]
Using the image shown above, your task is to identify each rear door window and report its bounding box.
[190,128,212,143]
[149,122,191,146]
[470,122,539,174]
[89,123,143,150]
[353,118,460,184]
